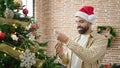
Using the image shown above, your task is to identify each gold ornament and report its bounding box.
[13,0,23,7]
[4,8,14,19]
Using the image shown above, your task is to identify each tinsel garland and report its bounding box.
[0,17,27,26]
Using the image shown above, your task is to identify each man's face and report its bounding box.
[75,17,90,34]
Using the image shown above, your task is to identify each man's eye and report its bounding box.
[79,20,84,23]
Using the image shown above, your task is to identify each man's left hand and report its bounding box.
[55,31,69,44]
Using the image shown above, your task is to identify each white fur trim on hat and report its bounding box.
[88,14,96,23]
[75,11,96,23]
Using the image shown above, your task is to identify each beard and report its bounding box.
[77,25,89,34]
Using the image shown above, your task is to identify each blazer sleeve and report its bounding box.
[58,45,70,66]
[66,36,108,63]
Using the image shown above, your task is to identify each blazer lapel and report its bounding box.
[86,35,94,48]
[86,31,97,48]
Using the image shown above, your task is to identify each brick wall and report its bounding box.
[35,0,120,64]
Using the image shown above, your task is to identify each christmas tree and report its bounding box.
[0,0,60,68]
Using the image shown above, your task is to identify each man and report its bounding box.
[55,6,108,68]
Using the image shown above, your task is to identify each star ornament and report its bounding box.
[19,49,36,68]
[11,34,19,41]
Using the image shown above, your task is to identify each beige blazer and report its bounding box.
[59,31,108,68]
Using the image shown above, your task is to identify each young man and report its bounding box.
[55,6,108,68]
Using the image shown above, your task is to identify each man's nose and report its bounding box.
[76,22,81,26]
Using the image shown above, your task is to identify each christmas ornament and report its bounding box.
[19,49,36,68]
[23,8,29,15]
[29,34,35,41]
[31,24,37,29]
[13,0,23,7]
[4,8,14,19]
[11,34,19,41]
[25,23,31,30]
[105,64,111,68]
[26,32,35,41]
[0,31,6,40]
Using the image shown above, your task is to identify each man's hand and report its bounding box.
[55,42,63,56]
[55,31,69,44]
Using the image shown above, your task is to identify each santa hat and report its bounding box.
[75,6,96,23]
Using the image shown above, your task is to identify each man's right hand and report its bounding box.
[55,42,64,56]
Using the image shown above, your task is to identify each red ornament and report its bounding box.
[0,31,6,40]
[105,64,111,68]
[31,24,37,29]
[23,8,29,15]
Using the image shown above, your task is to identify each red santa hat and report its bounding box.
[75,6,96,23]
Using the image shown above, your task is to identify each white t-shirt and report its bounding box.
[71,34,90,68]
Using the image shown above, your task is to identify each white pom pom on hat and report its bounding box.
[75,6,96,23]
